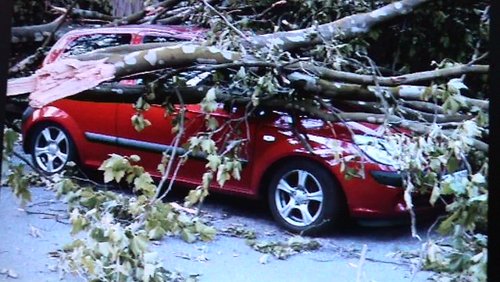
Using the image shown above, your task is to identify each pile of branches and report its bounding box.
[8,0,489,151]
[6,0,490,280]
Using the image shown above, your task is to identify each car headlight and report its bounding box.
[352,135,395,166]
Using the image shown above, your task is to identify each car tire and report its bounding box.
[268,160,346,234]
[30,124,76,174]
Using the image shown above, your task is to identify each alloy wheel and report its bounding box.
[274,169,324,227]
[33,126,70,173]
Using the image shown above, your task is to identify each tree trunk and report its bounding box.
[111,0,144,17]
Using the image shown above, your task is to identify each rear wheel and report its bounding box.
[268,160,346,234]
[30,124,76,174]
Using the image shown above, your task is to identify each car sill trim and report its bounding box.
[84,132,248,164]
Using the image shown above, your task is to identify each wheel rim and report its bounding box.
[33,127,70,173]
[274,169,324,227]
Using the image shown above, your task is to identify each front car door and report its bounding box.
[114,71,258,196]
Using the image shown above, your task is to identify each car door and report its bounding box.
[114,73,257,194]
[115,96,190,176]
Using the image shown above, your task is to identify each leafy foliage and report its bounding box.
[2,128,31,205]
[247,236,321,260]
[384,119,487,280]
[48,154,217,280]
[5,0,490,281]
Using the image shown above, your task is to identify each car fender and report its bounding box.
[22,106,87,159]
[248,127,351,196]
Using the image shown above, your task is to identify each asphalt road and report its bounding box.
[0,147,437,282]
[0,186,440,282]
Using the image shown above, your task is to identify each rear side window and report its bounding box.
[143,35,188,43]
[61,33,132,58]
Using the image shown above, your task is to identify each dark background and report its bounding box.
[0,0,13,179]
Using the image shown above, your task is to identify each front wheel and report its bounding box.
[268,160,346,234]
[30,124,76,174]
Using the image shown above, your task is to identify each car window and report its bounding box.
[142,35,189,43]
[61,33,132,58]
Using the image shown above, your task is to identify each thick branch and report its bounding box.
[9,2,78,76]
[287,72,489,111]
[105,0,182,26]
[303,64,489,86]
[50,5,117,21]
[248,0,432,50]
[8,44,242,107]
[11,15,66,44]
[399,100,445,114]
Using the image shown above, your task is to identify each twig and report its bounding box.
[202,0,251,42]
[170,202,197,214]
[106,0,182,26]
[23,210,63,217]
[23,209,69,224]
[27,200,58,208]
[149,7,170,24]
[311,256,409,266]
[255,1,287,19]
[461,6,489,80]
[155,88,186,202]
[426,215,446,241]
[291,114,315,154]
[69,175,108,189]
[12,151,55,183]
[356,244,368,282]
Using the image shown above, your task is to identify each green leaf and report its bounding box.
[201,88,218,113]
[429,185,440,206]
[216,165,230,187]
[131,113,151,132]
[231,161,242,180]
[97,242,112,257]
[235,66,246,79]
[133,173,156,197]
[7,164,31,206]
[206,116,219,131]
[205,155,221,171]
[438,211,460,235]
[3,128,19,154]
[147,226,166,240]
[446,156,460,173]
[202,172,213,190]
[70,215,89,235]
[429,158,441,172]
[185,189,202,207]
[181,228,197,243]
[134,97,151,111]
[129,236,149,257]
[442,96,460,114]
[189,136,201,150]
[129,155,141,163]
[195,221,216,241]
[200,139,216,154]
[103,170,115,183]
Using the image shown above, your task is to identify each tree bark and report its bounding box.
[11,16,66,44]
[248,0,432,51]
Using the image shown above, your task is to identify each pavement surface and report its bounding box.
[0,184,437,282]
[0,144,437,281]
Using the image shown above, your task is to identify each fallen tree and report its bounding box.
[5,0,489,281]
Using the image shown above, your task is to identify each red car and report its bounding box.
[21,25,431,233]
